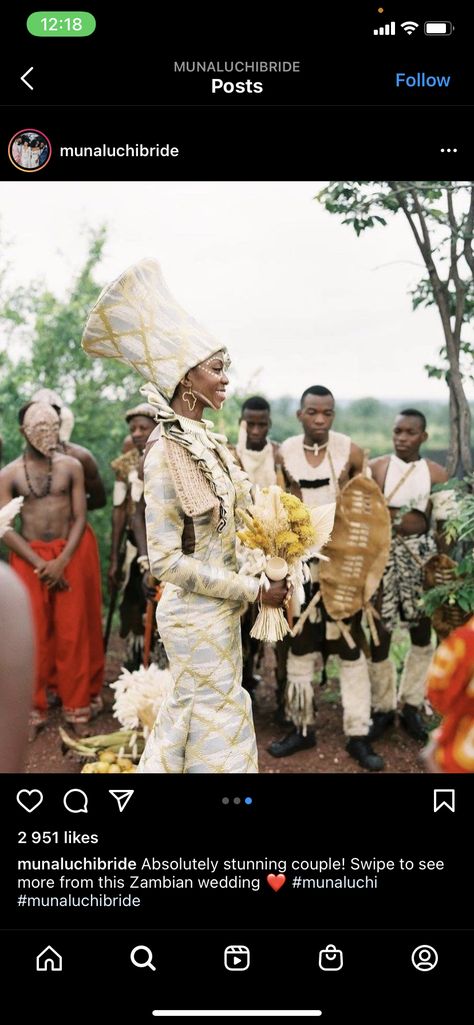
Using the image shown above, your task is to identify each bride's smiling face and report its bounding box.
[187,350,230,410]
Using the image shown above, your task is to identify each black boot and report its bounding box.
[267,728,316,758]
[274,706,293,727]
[368,710,395,741]
[346,736,384,771]
[399,703,428,742]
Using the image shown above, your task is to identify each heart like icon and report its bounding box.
[16,789,43,813]
[266,873,286,892]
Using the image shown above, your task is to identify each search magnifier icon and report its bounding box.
[130,945,156,971]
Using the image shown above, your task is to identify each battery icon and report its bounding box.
[424,21,453,35]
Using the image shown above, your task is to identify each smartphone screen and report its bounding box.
[1,4,472,1020]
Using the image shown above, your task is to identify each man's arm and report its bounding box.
[349,441,365,478]
[429,461,449,488]
[61,459,87,559]
[368,455,390,491]
[130,495,158,600]
[428,461,450,552]
[37,460,87,588]
[0,468,46,570]
[130,495,148,558]
[80,449,106,510]
[273,443,286,489]
[109,483,128,591]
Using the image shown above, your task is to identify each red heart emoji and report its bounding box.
[267,873,286,892]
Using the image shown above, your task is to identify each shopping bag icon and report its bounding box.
[318,944,343,971]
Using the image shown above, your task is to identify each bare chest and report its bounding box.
[14,460,71,501]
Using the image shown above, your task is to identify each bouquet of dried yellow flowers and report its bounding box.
[237,485,335,641]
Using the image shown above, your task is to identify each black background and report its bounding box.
[1,2,472,177]
[5,774,467,933]
[2,773,470,1018]
[0,1,471,106]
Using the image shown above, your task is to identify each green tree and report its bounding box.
[316,181,474,475]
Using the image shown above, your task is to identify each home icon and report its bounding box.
[36,946,63,972]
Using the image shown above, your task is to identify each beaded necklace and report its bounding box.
[303,440,329,455]
[23,453,53,498]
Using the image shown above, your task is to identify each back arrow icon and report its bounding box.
[21,67,34,90]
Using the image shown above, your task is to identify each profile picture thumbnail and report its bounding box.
[8,129,51,172]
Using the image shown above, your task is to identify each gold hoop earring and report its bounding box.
[182,389,197,412]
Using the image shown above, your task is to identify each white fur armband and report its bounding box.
[113,481,128,507]
[431,489,457,520]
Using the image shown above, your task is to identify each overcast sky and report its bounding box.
[1,180,471,401]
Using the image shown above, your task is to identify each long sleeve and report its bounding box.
[144,440,260,604]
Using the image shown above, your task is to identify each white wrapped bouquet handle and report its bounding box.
[250,556,291,643]
[265,556,289,581]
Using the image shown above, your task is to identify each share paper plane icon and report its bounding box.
[109,790,134,812]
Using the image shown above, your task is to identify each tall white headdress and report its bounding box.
[81,258,224,401]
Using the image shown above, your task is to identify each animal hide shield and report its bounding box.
[319,474,391,642]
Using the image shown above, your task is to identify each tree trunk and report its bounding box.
[458,395,473,475]
[444,333,472,476]
[446,386,461,476]
[393,185,473,478]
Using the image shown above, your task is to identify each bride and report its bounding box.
[82,258,289,773]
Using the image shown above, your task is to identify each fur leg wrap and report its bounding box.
[285,651,316,735]
[339,653,371,737]
[368,658,397,713]
[398,644,433,708]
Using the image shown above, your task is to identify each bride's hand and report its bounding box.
[260,579,292,609]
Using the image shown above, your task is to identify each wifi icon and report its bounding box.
[401,21,419,35]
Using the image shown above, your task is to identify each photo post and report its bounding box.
[1,5,472,1019]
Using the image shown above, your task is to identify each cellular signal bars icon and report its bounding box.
[374,21,395,35]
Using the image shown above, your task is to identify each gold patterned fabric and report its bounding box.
[81,259,224,400]
[137,415,260,774]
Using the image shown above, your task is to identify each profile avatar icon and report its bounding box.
[8,129,51,172]
[411,944,438,971]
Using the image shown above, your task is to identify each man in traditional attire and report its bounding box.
[30,387,105,712]
[231,396,283,487]
[268,384,387,770]
[229,396,285,697]
[109,403,158,669]
[30,388,106,511]
[369,409,449,742]
[82,258,289,773]
[0,402,93,730]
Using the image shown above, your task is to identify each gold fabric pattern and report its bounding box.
[137,436,259,774]
[81,259,223,401]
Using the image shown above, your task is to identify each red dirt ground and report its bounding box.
[25,637,428,775]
